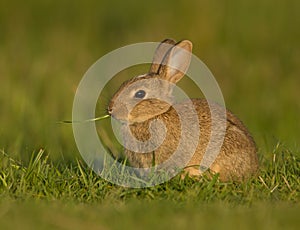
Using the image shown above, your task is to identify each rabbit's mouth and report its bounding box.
[108,110,128,124]
[107,101,127,121]
[108,109,151,125]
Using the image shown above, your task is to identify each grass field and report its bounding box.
[0,0,299,229]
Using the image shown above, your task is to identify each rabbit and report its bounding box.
[108,39,259,182]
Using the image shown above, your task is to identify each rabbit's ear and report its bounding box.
[159,40,192,84]
[149,38,176,74]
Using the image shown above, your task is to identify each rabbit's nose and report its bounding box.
[107,107,113,115]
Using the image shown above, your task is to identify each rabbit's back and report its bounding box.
[189,99,258,180]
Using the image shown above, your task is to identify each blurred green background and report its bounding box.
[0,0,299,162]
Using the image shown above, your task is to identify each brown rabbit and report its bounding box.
[108,39,259,181]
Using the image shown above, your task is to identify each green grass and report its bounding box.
[0,143,299,229]
[0,144,299,203]
[0,0,299,229]
[0,201,299,230]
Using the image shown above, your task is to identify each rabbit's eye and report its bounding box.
[134,90,146,99]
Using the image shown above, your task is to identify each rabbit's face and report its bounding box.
[108,39,193,124]
[108,74,174,124]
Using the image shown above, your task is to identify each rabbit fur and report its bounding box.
[108,39,259,181]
